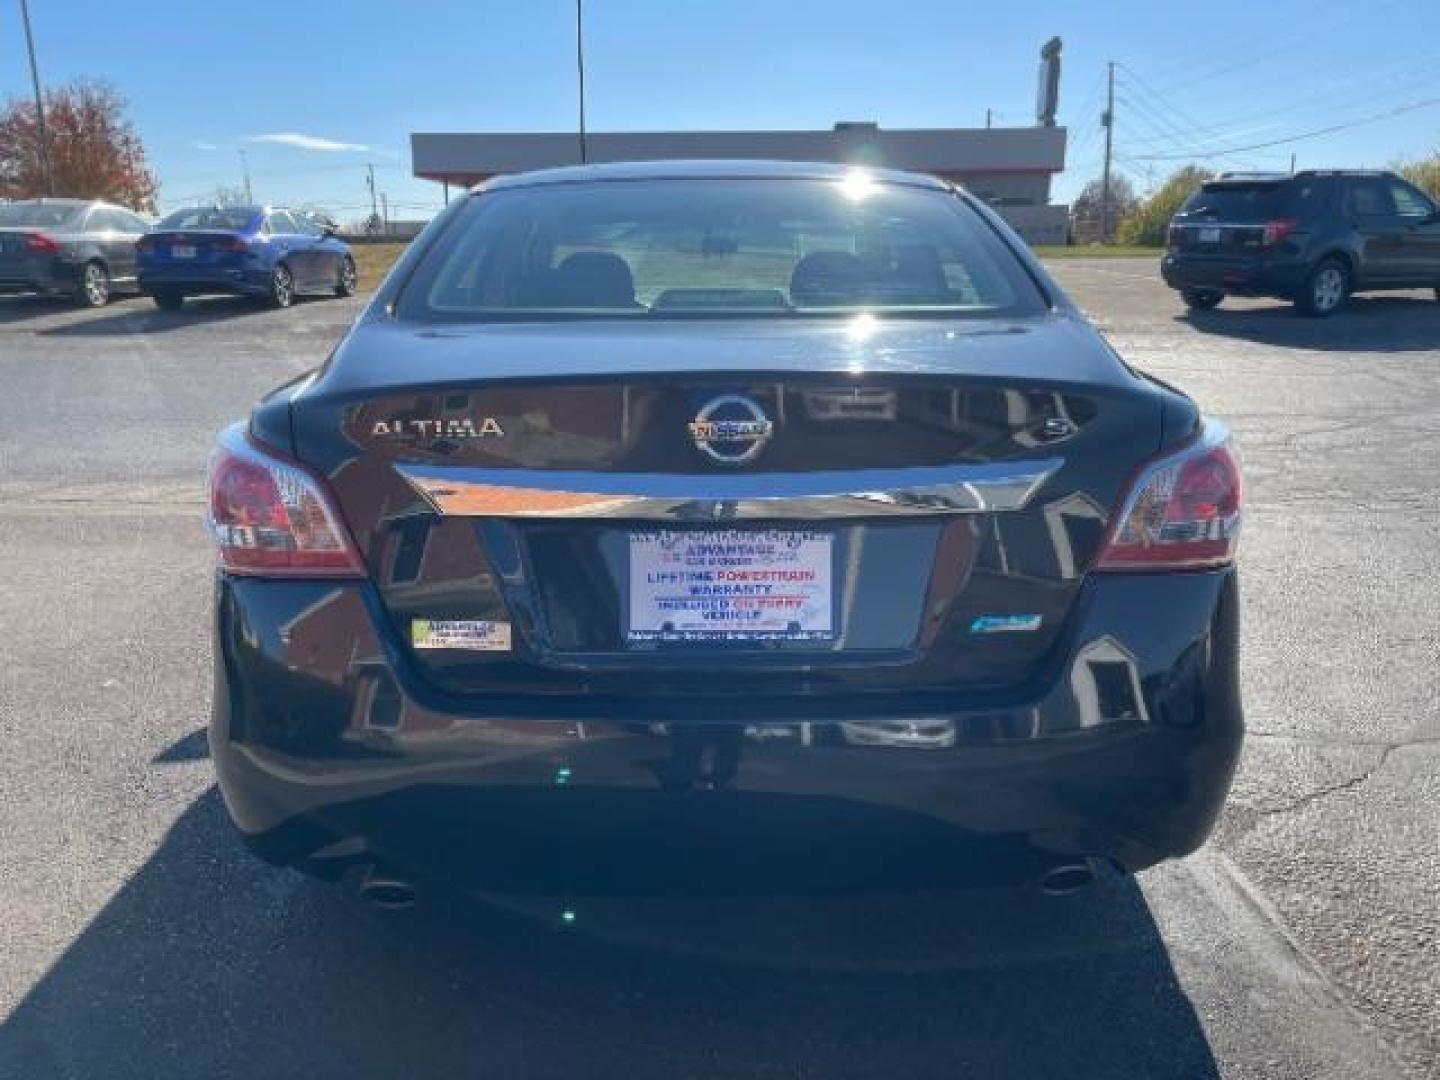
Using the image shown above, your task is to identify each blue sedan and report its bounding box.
[137,205,357,311]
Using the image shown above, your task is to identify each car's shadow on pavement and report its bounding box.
[0,785,1220,1079]
[0,294,82,324]
[35,295,271,336]
[1179,294,1440,353]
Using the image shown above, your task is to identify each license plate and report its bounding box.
[1198,227,1222,244]
[627,529,834,643]
[171,244,196,259]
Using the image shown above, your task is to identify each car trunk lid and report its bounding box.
[143,229,248,269]
[289,315,1162,699]
[0,228,66,282]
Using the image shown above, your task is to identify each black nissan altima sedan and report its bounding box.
[208,161,1243,901]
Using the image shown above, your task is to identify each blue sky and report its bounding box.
[2,0,1436,221]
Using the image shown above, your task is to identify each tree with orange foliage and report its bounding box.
[0,79,158,211]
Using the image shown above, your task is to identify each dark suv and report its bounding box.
[1161,170,1440,317]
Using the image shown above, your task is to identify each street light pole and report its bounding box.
[576,0,588,164]
[239,149,253,204]
[19,0,52,196]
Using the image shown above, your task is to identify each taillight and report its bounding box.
[213,235,250,253]
[25,232,61,254]
[1262,218,1297,246]
[1167,225,1183,249]
[207,426,364,577]
[1095,422,1242,571]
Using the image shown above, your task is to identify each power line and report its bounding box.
[1123,93,1440,161]
[1117,64,1236,148]
[1147,0,1406,96]
[1063,69,1108,139]
[1119,54,1439,158]
[1114,90,1266,170]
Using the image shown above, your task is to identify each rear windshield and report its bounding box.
[0,202,80,228]
[157,207,258,231]
[398,177,1045,320]
[1178,179,1328,221]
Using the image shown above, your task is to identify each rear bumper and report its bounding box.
[139,264,268,296]
[211,569,1244,890]
[0,258,78,295]
[1161,252,1309,297]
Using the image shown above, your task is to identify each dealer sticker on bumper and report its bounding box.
[411,619,511,651]
[627,529,834,643]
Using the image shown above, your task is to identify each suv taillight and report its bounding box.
[1262,218,1298,246]
[207,426,364,577]
[213,235,250,253]
[25,232,61,254]
[1095,422,1242,571]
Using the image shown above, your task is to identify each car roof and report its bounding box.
[163,204,263,215]
[5,197,94,207]
[1211,169,1397,185]
[479,159,953,193]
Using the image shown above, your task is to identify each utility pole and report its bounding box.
[576,0,588,164]
[19,0,51,196]
[380,192,389,236]
[985,108,992,129]
[1100,61,1115,244]
[365,163,378,220]
[238,149,253,204]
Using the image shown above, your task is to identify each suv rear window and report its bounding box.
[397,177,1046,321]
[1178,179,1329,221]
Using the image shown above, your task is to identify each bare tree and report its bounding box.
[211,185,250,208]
[1070,174,1139,242]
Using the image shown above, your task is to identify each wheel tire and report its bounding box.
[1181,288,1223,311]
[77,261,110,308]
[152,289,184,312]
[1296,258,1349,317]
[269,263,295,309]
[334,255,358,297]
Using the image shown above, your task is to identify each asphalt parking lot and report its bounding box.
[0,263,1436,1079]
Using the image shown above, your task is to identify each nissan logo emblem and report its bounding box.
[687,394,774,465]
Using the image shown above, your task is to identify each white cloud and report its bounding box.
[248,131,370,153]
[191,140,218,151]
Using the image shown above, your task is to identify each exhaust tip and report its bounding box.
[356,865,417,910]
[1039,860,1098,897]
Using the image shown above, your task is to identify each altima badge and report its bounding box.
[372,418,505,439]
[688,394,773,465]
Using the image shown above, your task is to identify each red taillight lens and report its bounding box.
[25,232,61,254]
[1262,218,1297,246]
[213,236,250,253]
[1095,423,1242,571]
[207,427,364,577]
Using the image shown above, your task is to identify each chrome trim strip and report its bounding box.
[395,459,1063,520]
